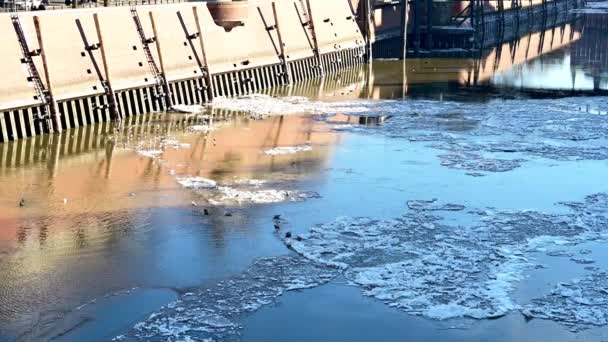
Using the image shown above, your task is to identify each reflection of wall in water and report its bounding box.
[570,14,608,90]
[365,20,582,98]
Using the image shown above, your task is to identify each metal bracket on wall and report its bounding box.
[131,7,172,110]
[177,10,213,102]
[75,18,121,121]
[11,14,56,132]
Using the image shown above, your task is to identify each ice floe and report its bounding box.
[522,271,608,332]
[188,125,216,133]
[131,256,338,341]
[177,177,218,190]
[302,96,608,173]
[285,193,608,324]
[124,193,608,341]
[263,145,313,156]
[137,150,163,158]
[176,177,320,205]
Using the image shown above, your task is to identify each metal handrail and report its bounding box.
[0,0,183,13]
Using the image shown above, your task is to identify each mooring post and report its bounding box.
[271,2,292,85]
[92,14,121,121]
[192,6,215,102]
[33,16,61,134]
[401,0,409,59]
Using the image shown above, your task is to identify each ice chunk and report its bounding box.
[263,145,313,156]
[177,177,218,190]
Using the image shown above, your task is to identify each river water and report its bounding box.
[1,9,608,342]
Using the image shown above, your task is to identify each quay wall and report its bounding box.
[0,0,365,142]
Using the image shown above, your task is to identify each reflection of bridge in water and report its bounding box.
[365,15,608,98]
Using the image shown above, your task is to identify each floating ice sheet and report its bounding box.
[131,256,338,341]
[177,177,218,190]
[137,150,163,158]
[285,194,608,324]
[522,271,608,332]
[176,177,320,205]
[124,193,608,341]
[263,145,312,156]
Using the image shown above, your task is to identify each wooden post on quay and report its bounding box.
[364,0,373,62]
[401,0,409,59]
[33,16,61,133]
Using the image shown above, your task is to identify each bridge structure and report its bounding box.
[355,0,585,57]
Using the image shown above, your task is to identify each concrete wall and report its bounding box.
[0,0,364,113]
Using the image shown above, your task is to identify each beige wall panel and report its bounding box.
[271,0,315,61]
[276,0,315,60]
[195,2,280,74]
[95,8,156,91]
[143,4,203,82]
[33,9,105,101]
[0,15,41,111]
[309,0,364,54]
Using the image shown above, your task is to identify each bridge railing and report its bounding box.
[0,0,183,13]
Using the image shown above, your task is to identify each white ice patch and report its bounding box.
[130,256,337,341]
[218,187,320,204]
[137,150,163,158]
[522,271,608,332]
[218,187,289,204]
[232,179,266,187]
[175,176,319,205]
[177,177,218,190]
[263,145,312,155]
[285,194,608,324]
[160,138,191,150]
[209,94,392,117]
[188,125,216,133]
[171,104,206,114]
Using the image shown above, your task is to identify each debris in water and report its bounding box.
[19,199,25,207]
